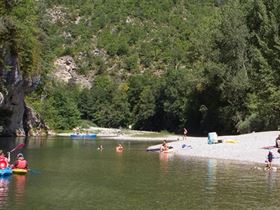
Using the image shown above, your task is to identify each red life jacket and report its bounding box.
[0,157,8,169]
[15,160,27,169]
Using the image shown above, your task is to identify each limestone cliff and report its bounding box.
[0,35,47,137]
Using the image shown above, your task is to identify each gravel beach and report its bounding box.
[144,131,280,166]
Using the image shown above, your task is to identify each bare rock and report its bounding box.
[52,56,92,88]
[23,105,48,136]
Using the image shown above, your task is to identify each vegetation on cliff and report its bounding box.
[2,0,280,135]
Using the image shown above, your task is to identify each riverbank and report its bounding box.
[57,128,280,166]
[57,127,179,141]
[146,131,280,166]
[107,129,280,166]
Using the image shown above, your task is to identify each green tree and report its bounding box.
[39,83,81,130]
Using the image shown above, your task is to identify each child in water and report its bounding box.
[116,144,124,152]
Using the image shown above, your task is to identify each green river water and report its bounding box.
[0,136,279,210]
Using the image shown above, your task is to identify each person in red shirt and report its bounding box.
[12,153,28,169]
[0,150,9,169]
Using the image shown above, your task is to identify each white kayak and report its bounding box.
[161,148,174,153]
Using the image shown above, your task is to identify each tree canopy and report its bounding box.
[3,0,280,134]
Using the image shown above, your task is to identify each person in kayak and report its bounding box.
[11,153,28,169]
[0,150,10,169]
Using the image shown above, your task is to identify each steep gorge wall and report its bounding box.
[0,39,47,137]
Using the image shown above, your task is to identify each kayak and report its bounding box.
[0,167,12,176]
[147,146,173,152]
[161,148,174,153]
[12,168,28,175]
[225,139,239,143]
[70,133,97,139]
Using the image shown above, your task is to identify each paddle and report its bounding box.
[9,143,25,153]
[7,143,25,163]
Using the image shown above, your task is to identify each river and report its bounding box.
[0,136,278,210]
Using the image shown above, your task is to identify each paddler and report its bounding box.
[11,153,28,169]
[0,150,10,169]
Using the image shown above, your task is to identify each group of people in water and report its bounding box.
[0,150,28,170]
[97,144,124,152]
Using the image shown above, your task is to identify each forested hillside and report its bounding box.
[2,0,280,135]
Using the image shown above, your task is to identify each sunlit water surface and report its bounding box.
[0,136,279,210]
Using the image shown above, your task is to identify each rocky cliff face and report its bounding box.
[0,41,47,137]
[52,56,92,88]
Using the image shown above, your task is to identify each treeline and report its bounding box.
[28,70,199,133]
[22,0,280,134]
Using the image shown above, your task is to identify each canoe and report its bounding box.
[70,133,97,139]
[0,167,12,176]
[12,168,28,175]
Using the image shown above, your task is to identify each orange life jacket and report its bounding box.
[15,160,27,169]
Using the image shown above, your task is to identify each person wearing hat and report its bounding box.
[12,153,28,169]
[0,150,10,169]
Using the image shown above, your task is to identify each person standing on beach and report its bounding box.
[183,128,188,140]
[275,134,280,148]
[267,150,273,170]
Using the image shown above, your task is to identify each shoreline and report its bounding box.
[57,128,280,167]
[147,131,280,167]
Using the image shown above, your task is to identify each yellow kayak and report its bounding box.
[12,168,28,175]
[225,139,239,143]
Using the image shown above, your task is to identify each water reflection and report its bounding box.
[206,159,217,191]
[13,174,27,204]
[205,159,217,207]
[0,137,25,153]
[24,137,48,149]
[159,152,174,173]
[0,176,10,209]
[265,170,277,193]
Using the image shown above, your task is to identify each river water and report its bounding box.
[0,136,279,210]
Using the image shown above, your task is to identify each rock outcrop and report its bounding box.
[0,35,47,137]
[52,56,92,88]
[23,106,48,136]
[0,65,47,136]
